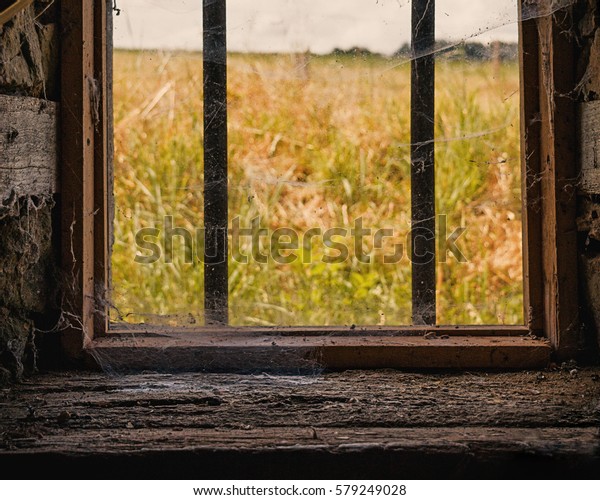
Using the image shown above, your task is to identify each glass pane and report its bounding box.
[110,0,523,327]
[112,1,205,325]
[435,0,523,324]
[228,1,411,326]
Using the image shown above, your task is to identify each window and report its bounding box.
[58,0,579,370]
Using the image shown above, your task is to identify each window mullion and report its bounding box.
[411,0,436,325]
[203,0,229,325]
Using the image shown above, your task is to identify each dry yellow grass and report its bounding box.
[111,50,523,326]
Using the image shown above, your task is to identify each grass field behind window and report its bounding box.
[111,50,523,327]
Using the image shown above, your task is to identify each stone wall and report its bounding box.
[576,0,600,357]
[0,0,60,384]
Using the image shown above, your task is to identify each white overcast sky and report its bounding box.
[113,0,520,55]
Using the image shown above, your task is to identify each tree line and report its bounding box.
[332,40,519,61]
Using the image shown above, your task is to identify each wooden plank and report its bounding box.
[0,95,58,200]
[3,426,596,457]
[579,100,600,194]
[519,13,544,333]
[1,371,599,478]
[0,0,33,25]
[1,427,598,479]
[5,370,599,429]
[107,324,530,337]
[88,334,551,371]
[536,11,580,357]
[94,0,111,335]
[60,0,96,357]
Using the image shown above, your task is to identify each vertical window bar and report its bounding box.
[411,0,436,325]
[203,0,229,325]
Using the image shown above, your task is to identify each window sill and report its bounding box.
[87,331,550,372]
[2,369,599,479]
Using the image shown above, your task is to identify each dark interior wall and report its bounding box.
[0,0,60,384]
[575,0,600,101]
[0,1,599,383]
[576,0,600,356]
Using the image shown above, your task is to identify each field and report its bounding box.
[111,50,523,326]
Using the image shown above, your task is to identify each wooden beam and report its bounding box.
[536,10,580,358]
[0,0,34,26]
[0,95,58,200]
[108,324,530,337]
[6,370,598,428]
[60,0,96,358]
[89,334,551,371]
[94,0,111,335]
[519,13,544,334]
[1,427,598,479]
[2,370,599,478]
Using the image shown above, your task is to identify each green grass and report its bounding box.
[111,51,523,326]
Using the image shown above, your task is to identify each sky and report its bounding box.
[113,0,520,55]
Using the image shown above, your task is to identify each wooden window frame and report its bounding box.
[58,0,580,371]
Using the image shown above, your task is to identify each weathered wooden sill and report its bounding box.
[1,370,599,479]
[87,331,550,372]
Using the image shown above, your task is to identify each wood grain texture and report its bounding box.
[536,12,580,357]
[579,100,600,194]
[1,371,599,478]
[60,0,96,357]
[0,0,34,26]
[0,94,58,201]
[88,334,551,372]
[94,0,111,335]
[108,324,531,337]
[519,14,544,333]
